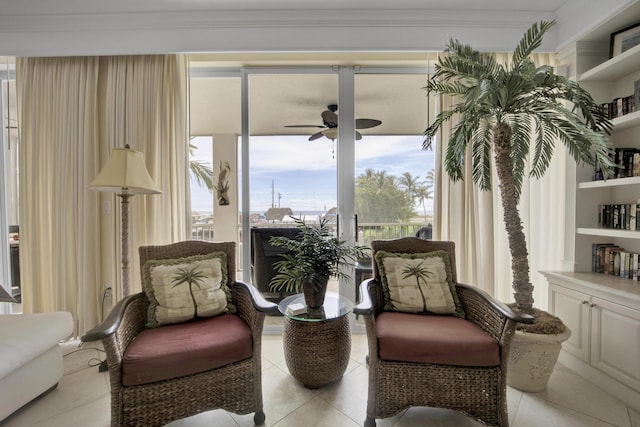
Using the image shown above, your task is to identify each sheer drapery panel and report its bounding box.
[433,53,566,310]
[17,55,189,336]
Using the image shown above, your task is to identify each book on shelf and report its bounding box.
[601,94,636,120]
[594,245,640,281]
[594,148,640,180]
[603,246,624,275]
[597,203,640,230]
[593,243,615,273]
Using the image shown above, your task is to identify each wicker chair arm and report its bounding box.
[353,279,382,315]
[234,282,270,338]
[457,283,534,324]
[234,281,279,315]
[81,293,146,343]
[353,280,373,315]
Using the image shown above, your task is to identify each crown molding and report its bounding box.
[0,9,558,57]
[0,9,548,32]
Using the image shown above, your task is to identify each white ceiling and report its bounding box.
[189,68,435,137]
[0,0,571,14]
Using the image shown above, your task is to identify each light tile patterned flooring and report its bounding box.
[2,333,640,427]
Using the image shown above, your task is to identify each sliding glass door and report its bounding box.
[354,70,435,245]
[245,70,339,299]
[189,65,435,313]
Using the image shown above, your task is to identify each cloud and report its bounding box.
[250,135,336,173]
[189,134,437,213]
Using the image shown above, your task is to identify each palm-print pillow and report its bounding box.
[142,252,235,328]
[374,250,465,317]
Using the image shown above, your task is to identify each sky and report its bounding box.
[190,134,435,215]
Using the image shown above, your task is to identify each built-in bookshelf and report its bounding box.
[544,6,640,410]
[579,43,640,82]
[573,34,640,273]
[578,175,640,189]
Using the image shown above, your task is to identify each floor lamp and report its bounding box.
[90,144,160,297]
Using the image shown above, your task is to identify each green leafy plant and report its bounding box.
[189,142,214,192]
[423,20,615,334]
[172,266,208,319]
[269,216,370,293]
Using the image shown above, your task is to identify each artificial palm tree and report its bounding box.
[423,20,616,333]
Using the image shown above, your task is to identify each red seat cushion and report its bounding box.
[122,314,252,386]
[376,311,499,366]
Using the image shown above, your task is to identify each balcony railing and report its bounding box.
[191,224,215,241]
[192,222,430,248]
[357,222,427,246]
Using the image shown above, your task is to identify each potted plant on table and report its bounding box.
[269,216,370,309]
[423,20,616,391]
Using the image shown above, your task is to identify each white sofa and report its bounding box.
[0,312,73,421]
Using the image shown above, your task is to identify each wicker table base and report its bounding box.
[283,314,351,388]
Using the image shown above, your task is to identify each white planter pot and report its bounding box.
[507,327,572,392]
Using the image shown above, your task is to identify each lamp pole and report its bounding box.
[119,193,131,296]
[90,146,160,299]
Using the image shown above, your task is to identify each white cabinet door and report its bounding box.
[591,298,640,392]
[549,284,591,362]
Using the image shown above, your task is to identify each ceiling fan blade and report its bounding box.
[309,131,325,141]
[356,131,362,140]
[284,124,325,128]
[355,118,382,129]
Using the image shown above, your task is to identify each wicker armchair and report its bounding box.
[353,238,534,427]
[81,241,278,427]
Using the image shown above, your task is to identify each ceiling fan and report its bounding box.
[285,104,382,141]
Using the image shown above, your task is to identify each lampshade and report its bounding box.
[0,286,16,303]
[90,146,161,194]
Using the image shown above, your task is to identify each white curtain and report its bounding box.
[17,55,189,336]
[98,56,190,301]
[434,53,566,310]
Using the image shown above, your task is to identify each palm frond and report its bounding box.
[536,108,615,179]
[529,116,557,180]
[438,41,502,84]
[507,116,533,198]
[423,79,471,97]
[443,123,470,182]
[190,160,214,192]
[470,121,494,191]
[512,20,556,67]
[424,109,457,148]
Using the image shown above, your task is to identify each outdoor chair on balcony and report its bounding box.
[353,237,534,427]
[82,241,278,427]
[250,227,302,301]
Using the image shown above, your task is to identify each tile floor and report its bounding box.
[2,333,640,427]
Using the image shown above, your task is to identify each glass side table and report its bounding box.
[278,292,353,388]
